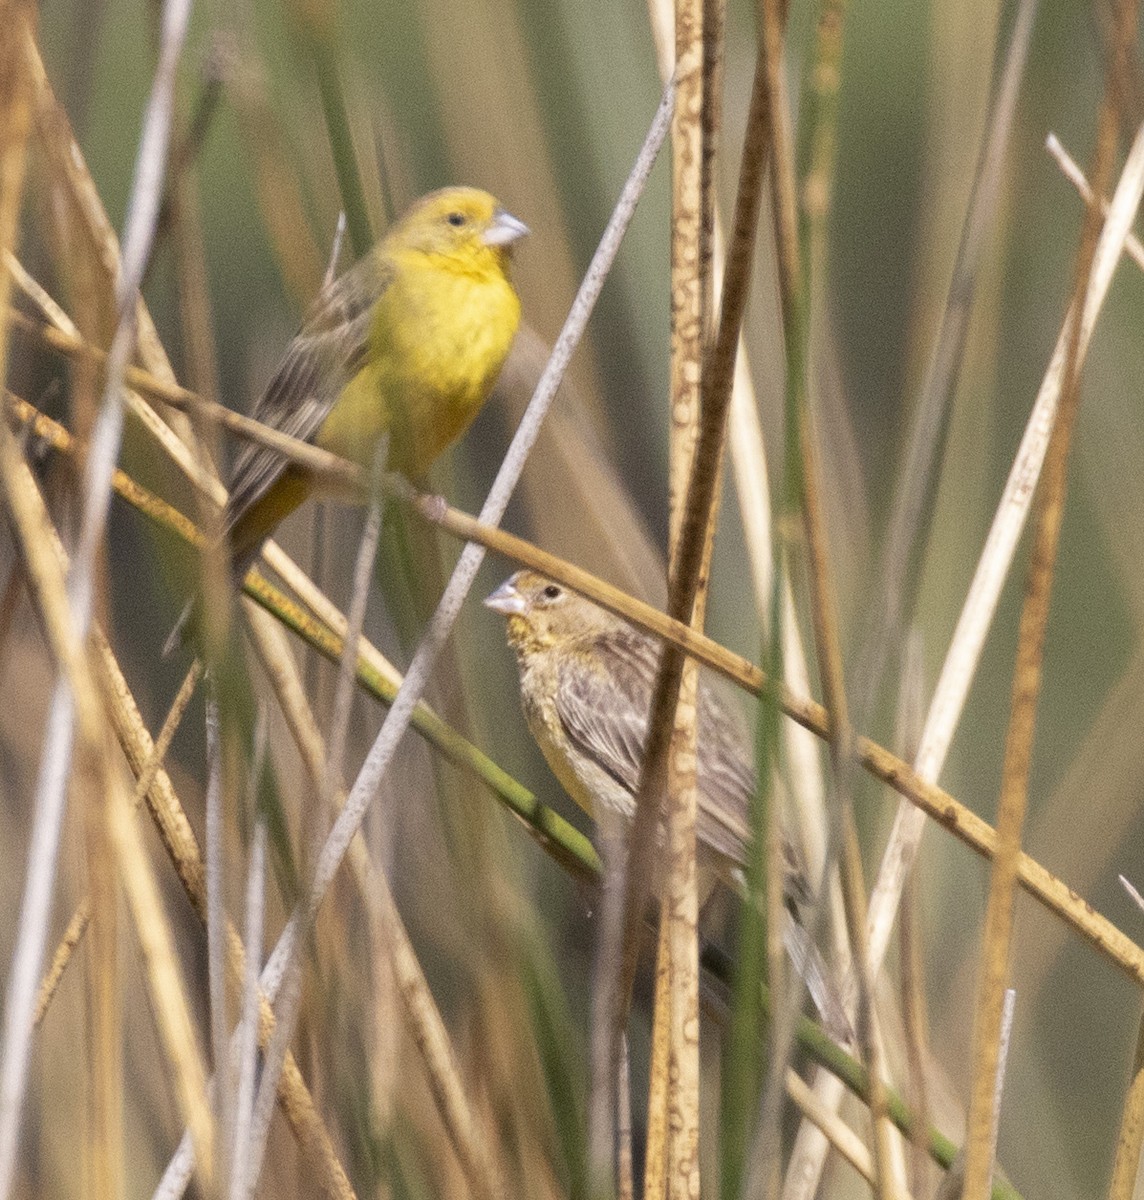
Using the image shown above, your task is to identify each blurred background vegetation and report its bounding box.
[4,0,1144,1197]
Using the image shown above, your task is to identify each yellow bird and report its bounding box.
[225,187,527,578]
[486,569,850,1037]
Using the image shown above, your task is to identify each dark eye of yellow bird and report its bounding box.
[542,584,562,601]
[446,211,467,227]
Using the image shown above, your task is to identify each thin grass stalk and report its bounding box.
[784,1071,906,1195]
[751,15,836,1197]
[643,919,672,1200]
[204,696,232,1187]
[34,901,90,1027]
[754,1,835,1194]
[730,587,785,1200]
[961,21,1142,1194]
[656,1,708,1195]
[1108,1005,1144,1200]
[171,150,234,669]
[895,634,933,1200]
[700,0,724,329]
[230,814,268,1200]
[1048,132,1144,271]
[84,712,122,1200]
[616,1033,633,1200]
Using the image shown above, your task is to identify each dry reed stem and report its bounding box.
[895,636,935,1200]
[202,698,234,1193]
[960,76,1144,1200]
[784,1070,914,1197]
[230,811,267,1200]
[1047,133,1144,272]
[644,919,672,1200]
[649,3,707,1197]
[1109,1012,1144,1200]
[85,674,122,1200]
[646,0,832,893]
[33,900,91,1027]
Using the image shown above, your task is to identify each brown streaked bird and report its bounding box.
[485,568,849,1036]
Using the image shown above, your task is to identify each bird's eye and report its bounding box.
[542,584,562,601]
[446,212,467,228]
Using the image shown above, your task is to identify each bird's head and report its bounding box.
[391,187,529,276]
[485,570,612,655]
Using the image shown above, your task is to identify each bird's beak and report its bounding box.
[483,208,530,247]
[484,577,527,615]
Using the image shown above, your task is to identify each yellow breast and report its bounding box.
[316,252,520,477]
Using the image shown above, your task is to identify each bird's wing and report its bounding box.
[224,253,392,529]
[551,629,756,863]
[695,684,812,904]
[552,629,658,798]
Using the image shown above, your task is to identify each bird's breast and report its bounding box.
[374,263,520,474]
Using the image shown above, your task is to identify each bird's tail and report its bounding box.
[782,912,855,1047]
